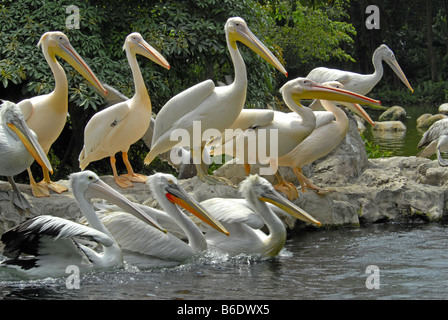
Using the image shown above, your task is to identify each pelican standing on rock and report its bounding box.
[0,101,53,210]
[417,118,448,166]
[79,33,170,189]
[144,17,287,184]
[306,44,413,95]
[0,171,166,279]
[93,173,229,268]
[196,174,321,257]
[277,88,376,193]
[17,32,107,197]
[210,78,380,198]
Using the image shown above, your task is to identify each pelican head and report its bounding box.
[123,32,170,70]
[281,77,382,109]
[38,31,107,95]
[70,170,166,233]
[148,173,229,236]
[226,17,287,77]
[1,100,52,174]
[239,175,321,227]
[375,44,413,93]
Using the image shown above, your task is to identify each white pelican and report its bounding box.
[0,171,166,279]
[17,32,107,197]
[197,174,321,257]
[277,93,376,193]
[79,33,170,189]
[0,101,53,210]
[144,17,287,184]
[306,44,413,95]
[92,173,229,268]
[417,118,448,166]
[94,83,200,179]
[210,78,380,197]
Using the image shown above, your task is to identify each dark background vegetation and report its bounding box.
[1,0,446,182]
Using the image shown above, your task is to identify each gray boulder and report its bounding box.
[379,106,407,122]
[438,103,448,115]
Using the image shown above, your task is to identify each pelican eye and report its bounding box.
[167,179,174,185]
[88,175,95,181]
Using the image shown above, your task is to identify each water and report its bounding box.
[1,222,447,300]
[363,104,439,157]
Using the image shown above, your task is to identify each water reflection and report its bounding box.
[370,129,407,151]
[364,104,439,157]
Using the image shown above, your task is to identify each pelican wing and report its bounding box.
[418,119,448,148]
[1,215,114,259]
[307,67,352,87]
[79,101,131,167]
[16,99,34,122]
[417,140,437,158]
[200,198,264,229]
[99,211,194,262]
[207,109,274,149]
[151,80,215,146]
[228,109,275,131]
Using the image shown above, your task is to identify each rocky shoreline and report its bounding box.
[1,116,447,235]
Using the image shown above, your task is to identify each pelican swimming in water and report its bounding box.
[17,32,107,197]
[79,33,170,189]
[210,78,379,198]
[144,17,287,184]
[306,44,413,95]
[0,101,53,210]
[196,174,321,257]
[417,118,448,166]
[92,173,229,268]
[0,171,166,279]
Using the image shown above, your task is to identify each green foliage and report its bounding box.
[361,134,393,159]
[371,81,448,107]
[262,0,356,78]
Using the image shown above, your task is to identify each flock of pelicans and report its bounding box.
[0,16,444,279]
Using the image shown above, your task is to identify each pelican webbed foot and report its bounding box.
[0,190,32,211]
[120,173,148,183]
[121,152,148,183]
[30,182,50,198]
[293,167,333,194]
[38,180,68,194]
[27,167,50,197]
[113,175,134,189]
[11,191,33,211]
[4,177,34,211]
[273,171,298,200]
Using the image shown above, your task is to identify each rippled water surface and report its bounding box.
[1,222,447,300]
